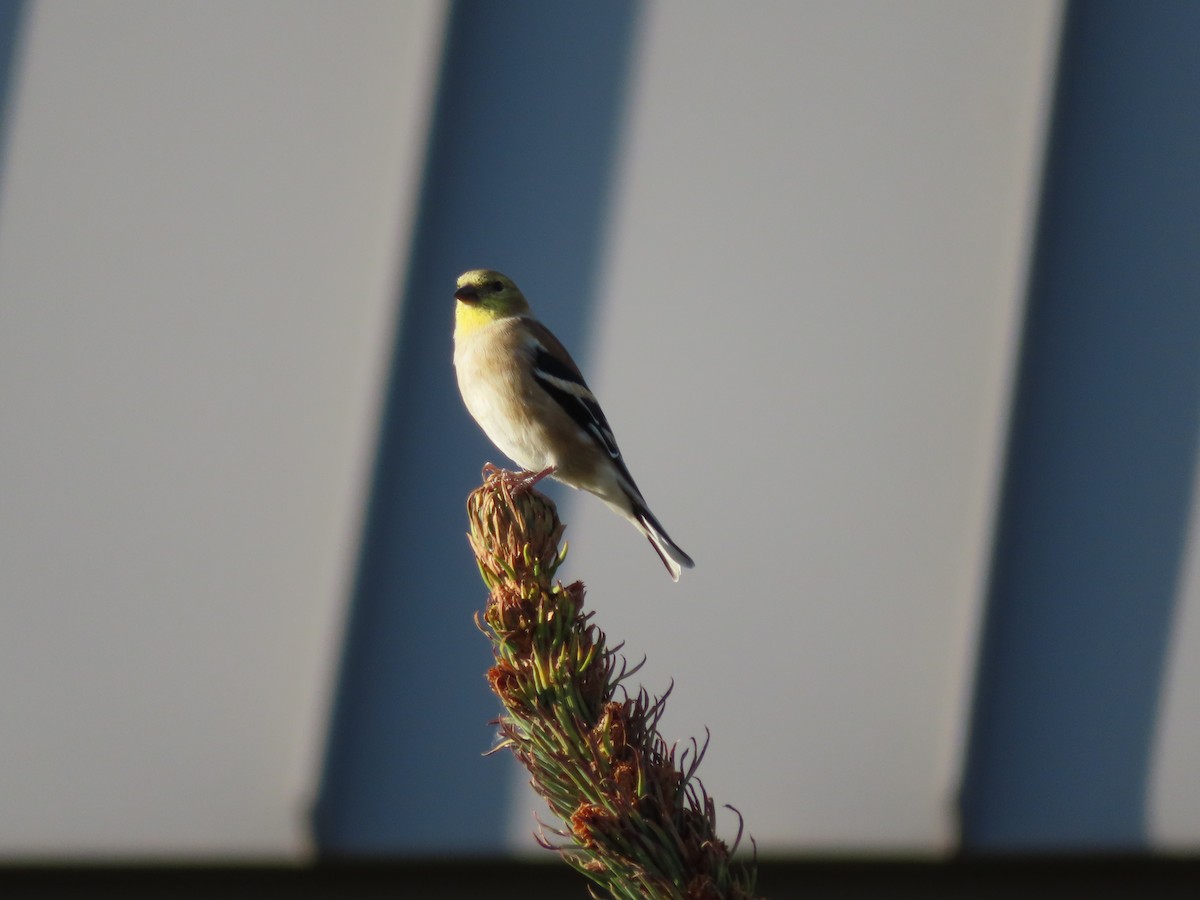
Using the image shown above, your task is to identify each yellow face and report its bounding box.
[454,270,530,333]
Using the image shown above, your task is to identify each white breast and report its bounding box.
[454,322,553,472]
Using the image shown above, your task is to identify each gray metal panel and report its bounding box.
[314,0,641,854]
[962,0,1200,849]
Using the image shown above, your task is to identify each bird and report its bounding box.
[452,268,694,581]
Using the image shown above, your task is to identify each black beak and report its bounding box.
[454,286,480,303]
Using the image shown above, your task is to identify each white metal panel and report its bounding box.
[508,0,1061,852]
[0,0,445,857]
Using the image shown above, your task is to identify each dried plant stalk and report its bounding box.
[467,468,760,900]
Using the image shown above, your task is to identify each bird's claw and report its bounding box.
[482,463,556,495]
[522,466,556,488]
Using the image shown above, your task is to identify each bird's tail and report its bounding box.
[630,498,695,582]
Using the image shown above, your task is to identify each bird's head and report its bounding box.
[454,270,531,323]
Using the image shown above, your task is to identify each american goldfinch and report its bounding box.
[453,269,694,581]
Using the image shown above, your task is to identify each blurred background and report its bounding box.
[1,0,1199,894]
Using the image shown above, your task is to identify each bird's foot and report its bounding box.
[482,463,557,494]
[521,466,556,488]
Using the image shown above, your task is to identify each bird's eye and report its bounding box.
[490,280,503,292]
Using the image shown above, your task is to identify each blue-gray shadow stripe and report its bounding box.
[312,0,641,855]
[0,0,27,228]
[960,0,1200,850]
